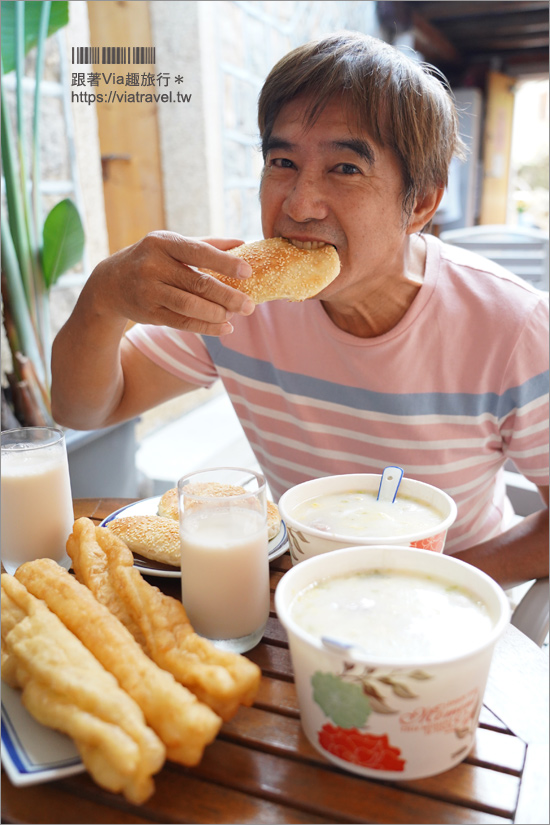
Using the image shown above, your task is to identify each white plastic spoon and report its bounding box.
[321,636,368,658]
[376,465,404,503]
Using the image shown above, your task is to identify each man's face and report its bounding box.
[260,97,416,303]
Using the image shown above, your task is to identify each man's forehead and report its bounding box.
[272,96,357,132]
[268,97,377,160]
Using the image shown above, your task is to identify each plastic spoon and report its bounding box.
[376,465,404,503]
[321,636,354,652]
[321,636,367,658]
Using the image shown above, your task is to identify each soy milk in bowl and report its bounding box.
[275,545,510,781]
[291,570,493,661]
[292,490,443,539]
[278,473,457,564]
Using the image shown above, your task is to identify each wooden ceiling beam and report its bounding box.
[411,1,548,22]
[444,9,549,38]
[463,35,549,53]
[411,12,462,63]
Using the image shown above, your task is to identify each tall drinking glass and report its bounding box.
[178,467,270,653]
[1,427,74,574]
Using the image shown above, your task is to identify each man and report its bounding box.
[52,33,548,589]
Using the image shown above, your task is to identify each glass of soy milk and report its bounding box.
[1,427,74,574]
[177,467,270,653]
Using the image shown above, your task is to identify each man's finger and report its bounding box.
[145,232,252,279]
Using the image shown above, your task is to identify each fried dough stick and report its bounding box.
[68,518,261,721]
[15,558,222,765]
[1,575,164,804]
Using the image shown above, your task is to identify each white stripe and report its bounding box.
[442,466,504,499]
[220,370,506,427]
[445,508,502,551]
[500,418,549,440]
[247,433,505,500]
[230,392,504,452]
[248,430,508,504]
[242,417,504,477]
[498,393,549,425]
[252,440,334,481]
[255,441,503,552]
[517,468,548,482]
[506,444,549,461]
[261,463,302,498]
[163,328,207,358]
[133,334,210,384]
[450,487,494,529]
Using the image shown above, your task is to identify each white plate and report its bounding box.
[100,496,288,578]
[1,683,84,786]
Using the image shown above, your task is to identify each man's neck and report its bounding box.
[321,234,427,338]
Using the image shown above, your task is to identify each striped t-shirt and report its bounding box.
[127,233,549,553]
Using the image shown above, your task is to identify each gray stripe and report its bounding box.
[204,339,549,419]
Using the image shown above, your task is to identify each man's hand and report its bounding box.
[453,486,549,590]
[88,232,255,336]
[51,232,255,430]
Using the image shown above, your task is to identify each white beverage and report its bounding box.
[291,569,494,661]
[1,442,74,574]
[292,490,443,538]
[180,507,269,642]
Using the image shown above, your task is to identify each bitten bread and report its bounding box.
[202,237,340,303]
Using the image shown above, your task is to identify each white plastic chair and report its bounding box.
[439,224,549,290]
[503,464,549,646]
[511,578,549,647]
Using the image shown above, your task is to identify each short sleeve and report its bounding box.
[125,324,219,388]
[499,296,549,486]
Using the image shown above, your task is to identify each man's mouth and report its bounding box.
[284,238,335,251]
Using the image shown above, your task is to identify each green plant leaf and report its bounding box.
[1,217,46,384]
[1,1,68,75]
[0,76,35,306]
[42,199,85,287]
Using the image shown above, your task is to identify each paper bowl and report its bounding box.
[275,544,510,780]
[278,473,457,564]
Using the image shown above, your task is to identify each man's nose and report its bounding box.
[282,175,329,223]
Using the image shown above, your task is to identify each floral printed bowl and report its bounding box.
[278,473,457,565]
[275,544,510,780]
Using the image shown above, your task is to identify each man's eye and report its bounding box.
[270,158,294,169]
[335,163,360,175]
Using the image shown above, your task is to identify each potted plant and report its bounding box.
[1,1,139,497]
[1,0,84,428]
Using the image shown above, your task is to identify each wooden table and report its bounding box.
[2,498,549,824]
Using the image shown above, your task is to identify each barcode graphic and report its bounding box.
[72,46,156,65]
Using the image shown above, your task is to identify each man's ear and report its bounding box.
[406,187,445,234]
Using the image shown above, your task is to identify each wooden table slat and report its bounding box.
[247,640,294,680]
[220,705,521,815]
[66,766,335,825]
[1,773,152,825]
[253,674,300,716]
[186,738,514,824]
[468,726,526,774]
[478,705,513,732]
